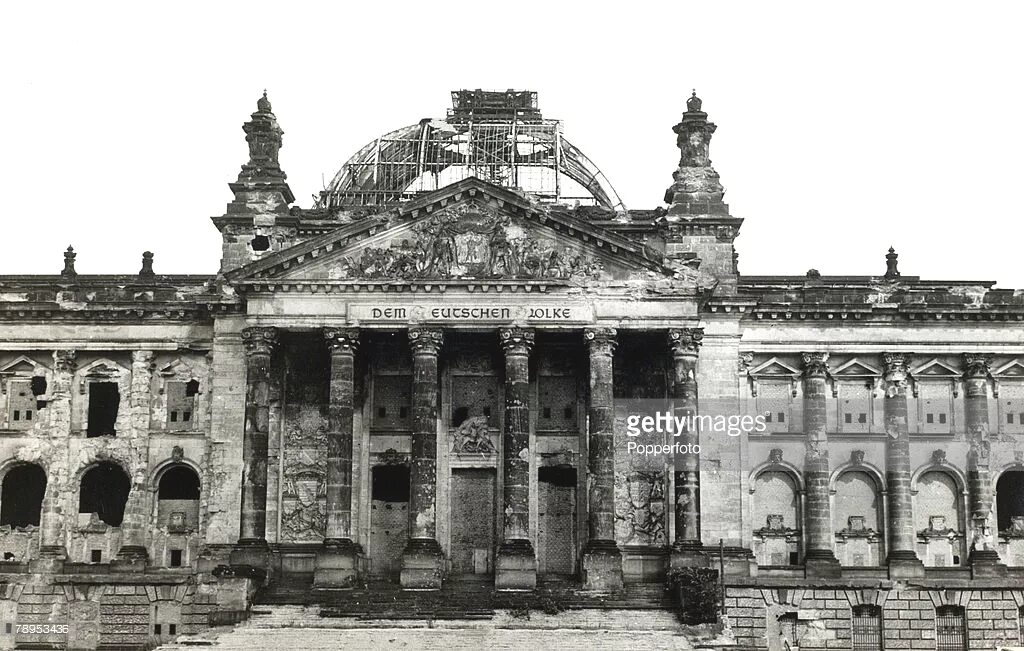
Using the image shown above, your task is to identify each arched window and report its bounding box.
[752,470,801,566]
[78,462,130,527]
[157,465,201,534]
[833,470,884,566]
[0,464,46,527]
[997,469,1024,533]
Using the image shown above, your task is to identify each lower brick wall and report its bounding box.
[726,586,1024,650]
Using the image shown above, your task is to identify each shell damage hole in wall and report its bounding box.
[86,382,119,437]
[0,464,46,527]
[78,462,130,527]
[250,235,270,252]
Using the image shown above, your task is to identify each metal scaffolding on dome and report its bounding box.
[317,90,626,212]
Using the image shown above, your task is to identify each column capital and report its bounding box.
[881,352,911,386]
[53,349,77,373]
[963,353,993,379]
[242,326,278,357]
[584,327,617,356]
[668,328,703,357]
[408,327,444,355]
[131,350,155,366]
[325,327,360,354]
[499,327,534,355]
[801,352,830,378]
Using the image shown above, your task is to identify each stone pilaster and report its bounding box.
[964,353,1002,570]
[34,350,76,569]
[882,353,923,577]
[801,352,841,576]
[315,328,363,588]
[670,328,705,566]
[115,350,155,567]
[581,327,623,590]
[495,327,537,590]
[230,326,277,574]
[400,328,445,589]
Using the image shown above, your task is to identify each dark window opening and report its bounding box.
[542,407,551,419]
[845,413,852,424]
[939,413,947,424]
[0,463,46,527]
[170,412,178,422]
[852,604,883,651]
[158,466,201,500]
[927,413,934,424]
[765,413,773,423]
[79,462,130,526]
[858,413,867,424]
[5,623,10,633]
[997,471,1024,532]
[563,406,573,420]
[182,411,191,422]
[170,549,183,567]
[250,235,270,251]
[184,379,200,397]
[483,406,491,418]
[30,376,47,396]
[91,549,102,563]
[378,406,387,418]
[398,407,408,419]
[372,465,410,503]
[169,624,176,635]
[154,624,162,635]
[539,466,577,488]
[788,551,799,565]
[12,411,18,421]
[87,382,120,437]
[777,412,785,423]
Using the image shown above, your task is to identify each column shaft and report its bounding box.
[116,349,155,564]
[239,326,277,544]
[495,327,536,589]
[802,352,840,575]
[964,354,999,565]
[670,328,702,548]
[324,329,358,543]
[882,353,922,573]
[400,328,445,588]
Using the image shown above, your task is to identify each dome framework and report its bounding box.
[317,90,626,212]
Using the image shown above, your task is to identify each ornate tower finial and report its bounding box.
[686,90,703,113]
[884,247,900,280]
[138,251,155,279]
[61,246,77,278]
[257,89,272,113]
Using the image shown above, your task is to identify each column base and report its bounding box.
[495,539,537,590]
[314,539,363,589]
[111,545,148,572]
[804,549,842,578]
[670,539,709,569]
[229,538,272,585]
[970,548,1007,577]
[400,538,445,589]
[581,540,623,591]
[887,551,925,578]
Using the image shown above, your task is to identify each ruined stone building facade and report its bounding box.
[1,89,1023,650]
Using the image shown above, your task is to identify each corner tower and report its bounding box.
[659,92,742,295]
[212,92,297,273]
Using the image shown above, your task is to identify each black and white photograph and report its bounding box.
[1,2,1022,649]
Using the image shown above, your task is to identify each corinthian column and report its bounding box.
[581,327,623,590]
[882,353,923,576]
[33,350,76,570]
[964,353,1001,568]
[231,326,277,573]
[670,328,703,560]
[802,352,840,576]
[400,328,445,588]
[495,327,537,590]
[115,349,155,567]
[315,327,363,588]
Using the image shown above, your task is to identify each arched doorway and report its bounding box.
[0,464,46,528]
[79,462,131,527]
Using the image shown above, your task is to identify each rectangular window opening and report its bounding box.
[170,549,183,567]
[87,381,120,437]
[90,549,102,563]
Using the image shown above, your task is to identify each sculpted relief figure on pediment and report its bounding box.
[333,202,604,281]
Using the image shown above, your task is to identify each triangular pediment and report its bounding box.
[748,357,802,378]
[993,359,1024,377]
[228,177,670,284]
[831,359,881,377]
[910,358,961,378]
[0,356,45,375]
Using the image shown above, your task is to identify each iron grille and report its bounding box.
[936,605,967,651]
[851,605,882,650]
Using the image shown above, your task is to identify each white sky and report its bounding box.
[1,2,1022,285]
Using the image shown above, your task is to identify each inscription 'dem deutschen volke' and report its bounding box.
[351,304,592,323]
